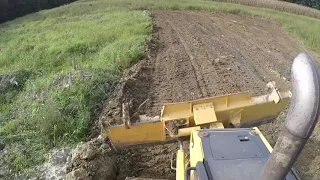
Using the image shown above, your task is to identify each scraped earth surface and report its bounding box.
[98,11,320,179]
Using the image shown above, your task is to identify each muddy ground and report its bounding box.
[100,11,320,179]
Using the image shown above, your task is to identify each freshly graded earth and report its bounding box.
[99,11,320,179]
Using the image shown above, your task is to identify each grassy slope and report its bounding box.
[0,0,320,177]
[0,1,150,177]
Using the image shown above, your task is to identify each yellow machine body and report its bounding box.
[105,86,294,180]
[106,89,291,147]
[179,127,273,180]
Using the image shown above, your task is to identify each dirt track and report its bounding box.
[101,11,320,179]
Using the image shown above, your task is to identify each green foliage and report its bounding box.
[0,0,77,23]
[36,101,68,147]
[287,0,320,9]
[0,70,34,105]
[0,1,150,175]
[12,153,29,172]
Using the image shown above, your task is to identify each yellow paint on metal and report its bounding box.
[209,122,224,129]
[254,127,273,152]
[193,102,217,125]
[234,99,289,125]
[229,109,243,127]
[180,127,274,180]
[106,121,165,146]
[176,150,185,180]
[161,91,290,126]
[106,91,290,146]
[161,102,191,122]
[178,126,201,137]
[189,130,204,167]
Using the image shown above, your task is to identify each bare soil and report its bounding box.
[100,11,320,180]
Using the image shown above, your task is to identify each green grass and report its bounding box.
[0,0,320,177]
[0,2,151,177]
[209,0,320,19]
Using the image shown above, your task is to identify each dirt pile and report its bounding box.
[38,136,117,180]
[66,136,117,180]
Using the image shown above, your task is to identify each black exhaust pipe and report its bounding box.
[260,52,320,180]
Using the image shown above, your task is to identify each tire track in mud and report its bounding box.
[190,16,266,94]
[203,13,293,87]
[145,19,205,115]
[100,11,317,180]
[173,13,260,95]
[166,20,207,97]
[175,12,274,96]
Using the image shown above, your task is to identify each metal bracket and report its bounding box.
[122,102,131,129]
[267,81,281,104]
[230,109,243,127]
[170,152,177,170]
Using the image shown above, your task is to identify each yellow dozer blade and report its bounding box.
[106,84,291,147]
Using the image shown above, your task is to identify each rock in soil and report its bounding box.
[66,136,117,180]
[66,168,89,180]
[39,148,73,180]
[39,136,117,180]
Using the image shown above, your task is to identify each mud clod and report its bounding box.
[66,137,117,180]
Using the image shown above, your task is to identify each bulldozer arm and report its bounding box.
[106,85,291,147]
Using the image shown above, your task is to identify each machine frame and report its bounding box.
[107,85,291,146]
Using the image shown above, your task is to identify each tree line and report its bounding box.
[286,0,320,9]
[0,0,76,23]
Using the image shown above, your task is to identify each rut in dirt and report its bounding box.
[99,11,317,180]
[144,11,295,117]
